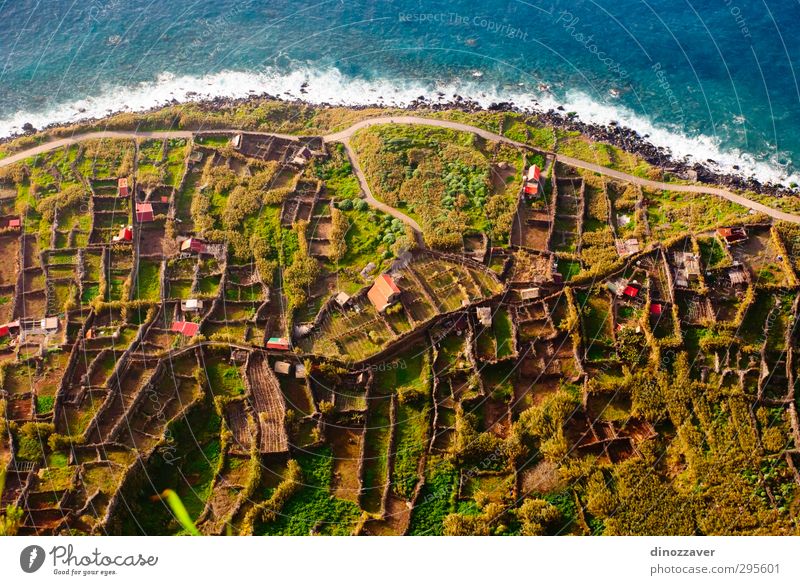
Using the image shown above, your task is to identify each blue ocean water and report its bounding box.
[1,0,799,184]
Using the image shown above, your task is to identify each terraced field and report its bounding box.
[1,113,798,539]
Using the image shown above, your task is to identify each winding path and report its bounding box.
[338,140,425,248]
[326,115,800,224]
[2,117,799,227]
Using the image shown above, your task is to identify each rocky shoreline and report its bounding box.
[407,95,795,199]
[4,91,797,200]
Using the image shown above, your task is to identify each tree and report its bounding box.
[0,469,22,536]
[615,326,646,365]
[518,498,561,535]
[336,198,353,211]
[630,370,667,423]
[329,207,349,263]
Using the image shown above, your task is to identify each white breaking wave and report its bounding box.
[0,66,796,186]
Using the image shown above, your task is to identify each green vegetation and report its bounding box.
[1,100,797,538]
[134,260,161,301]
[408,458,458,535]
[205,359,245,397]
[351,125,521,248]
[257,447,361,535]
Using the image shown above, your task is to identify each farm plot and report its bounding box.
[475,307,516,361]
[361,395,392,514]
[733,228,794,287]
[77,139,134,179]
[575,291,614,355]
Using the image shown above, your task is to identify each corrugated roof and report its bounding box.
[368,274,401,311]
[171,321,199,336]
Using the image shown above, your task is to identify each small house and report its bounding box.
[38,317,59,333]
[273,361,291,375]
[717,227,747,246]
[607,278,628,296]
[113,225,133,242]
[685,255,701,279]
[650,303,663,316]
[117,177,129,197]
[181,299,204,312]
[266,337,291,351]
[615,238,640,257]
[0,320,18,337]
[171,321,199,337]
[476,306,492,327]
[334,291,352,308]
[622,285,640,299]
[728,265,747,286]
[136,202,154,223]
[292,146,313,166]
[367,274,401,312]
[673,251,701,286]
[523,164,542,199]
[519,287,541,301]
[6,217,20,229]
[181,237,208,254]
[295,363,307,379]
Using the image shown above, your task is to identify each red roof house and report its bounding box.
[367,274,401,312]
[114,225,133,242]
[7,218,20,229]
[622,285,639,299]
[118,177,129,197]
[650,303,663,315]
[181,238,208,254]
[717,227,747,245]
[527,164,541,182]
[136,202,154,223]
[171,321,199,337]
[0,320,20,337]
[266,337,291,351]
[524,183,539,196]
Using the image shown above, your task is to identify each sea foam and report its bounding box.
[0,66,796,187]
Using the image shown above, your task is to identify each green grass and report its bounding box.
[698,236,727,269]
[81,284,100,304]
[577,291,613,345]
[493,308,514,358]
[392,402,430,499]
[134,260,161,301]
[339,207,392,272]
[205,360,245,397]
[198,275,221,295]
[361,396,391,513]
[408,457,458,535]
[168,406,222,524]
[350,124,519,247]
[164,139,188,187]
[195,135,232,147]
[374,346,430,395]
[557,259,582,281]
[257,447,361,535]
[35,395,55,414]
[645,190,750,242]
